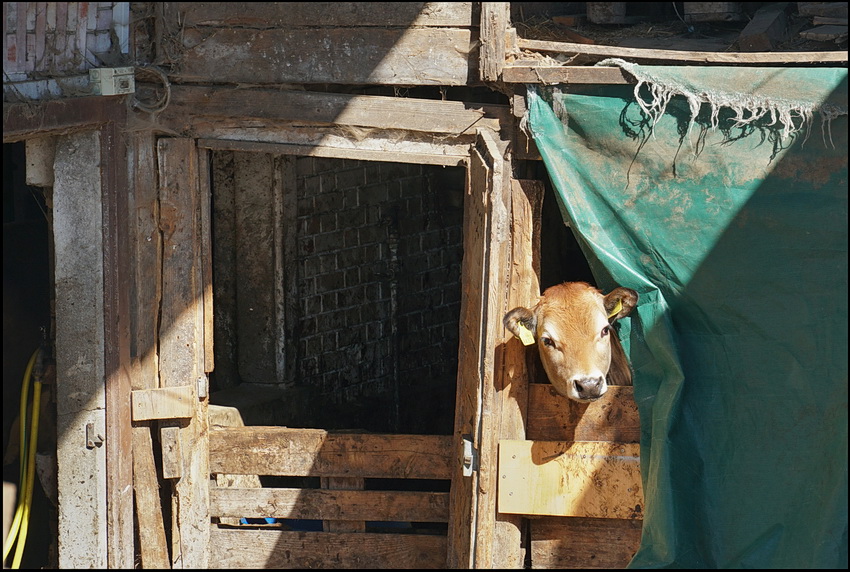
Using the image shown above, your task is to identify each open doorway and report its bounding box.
[3,141,55,570]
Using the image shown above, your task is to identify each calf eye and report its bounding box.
[601,326,611,337]
[541,336,555,348]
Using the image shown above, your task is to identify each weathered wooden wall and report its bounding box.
[159,2,479,86]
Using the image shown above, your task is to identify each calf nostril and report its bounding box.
[574,377,603,395]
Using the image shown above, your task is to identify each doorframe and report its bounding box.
[3,96,133,569]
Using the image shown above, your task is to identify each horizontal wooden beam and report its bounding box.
[210,428,452,479]
[210,487,449,522]
[516,37,848,64]
[162,86,507,135]
[210,528,447,568]
[502,65,631,84]
[172,1,476,28]
[197,137,468,167]
[3,96,125,142]
[131,385,195,421]
[174,27,475,85]
[526,385,640,443]
[530,517,642,568]
[498,440,642,519]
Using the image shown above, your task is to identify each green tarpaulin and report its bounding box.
[525,62,847,568]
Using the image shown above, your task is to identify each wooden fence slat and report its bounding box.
[209,528,447,569]
[530,516,642,569]
[210,487,449,522]
[526,384,641,443]
[210,428,452,479]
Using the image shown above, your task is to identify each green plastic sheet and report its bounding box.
[525,63,847,568]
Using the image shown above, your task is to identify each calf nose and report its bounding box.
[573,376,606,400]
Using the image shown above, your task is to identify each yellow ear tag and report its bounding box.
[607,299,623,319]
[516,324,535,346]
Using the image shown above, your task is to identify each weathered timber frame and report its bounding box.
[3,96,134,569]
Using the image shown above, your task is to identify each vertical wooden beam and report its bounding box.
[129,131,170,568]
[449,133,491,569]
[102,113,135,570]
[480,2,510,82]
[449,128,514,568]
[198,148,215,374]
[157,138,210,568]
[489,179,544,567]
[470,130,519,568]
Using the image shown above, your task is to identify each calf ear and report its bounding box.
[604,287,638,322]
[503,307,537,341]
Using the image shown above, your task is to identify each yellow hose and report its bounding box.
[3,349,40,569]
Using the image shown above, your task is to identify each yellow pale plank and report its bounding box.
[131,385,195,421]
[498,440,643,519]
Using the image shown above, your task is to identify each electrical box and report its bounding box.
[90,67,135,96]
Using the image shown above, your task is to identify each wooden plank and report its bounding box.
[515,37,849,64]
[131,427,170,569]
[198,148,214,373]
[197,137,468,167]
[502,65,631,84]
[131,385,196,421]
[128,131,161,390]
[157,137,210,568]
[160,85,506,136]
[3,96,120,142]
[176,27,475,85]
[798,2,848,18]
[100,109,135,570]
[478,178,545,568]
[812,17,849,26]
[448,130,494,568]
[210,487,450,522]
[160,425,183,480]
[209,528,447,569]
[480,2,509,81]
[498,440,643,519]
[321,477,366,532]
[799,25,849,41]
[174,1,475,28]
[491,179,544,565]
[210,428,452,479]
[473,135,521,568]
[526,385,641,443]
[530,516,642,569]
[128,130,169,568]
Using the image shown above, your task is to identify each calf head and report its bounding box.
[503,282,638,402]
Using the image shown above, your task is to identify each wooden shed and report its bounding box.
[3,2,845,569]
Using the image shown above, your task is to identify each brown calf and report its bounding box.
[503,282,638,402]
